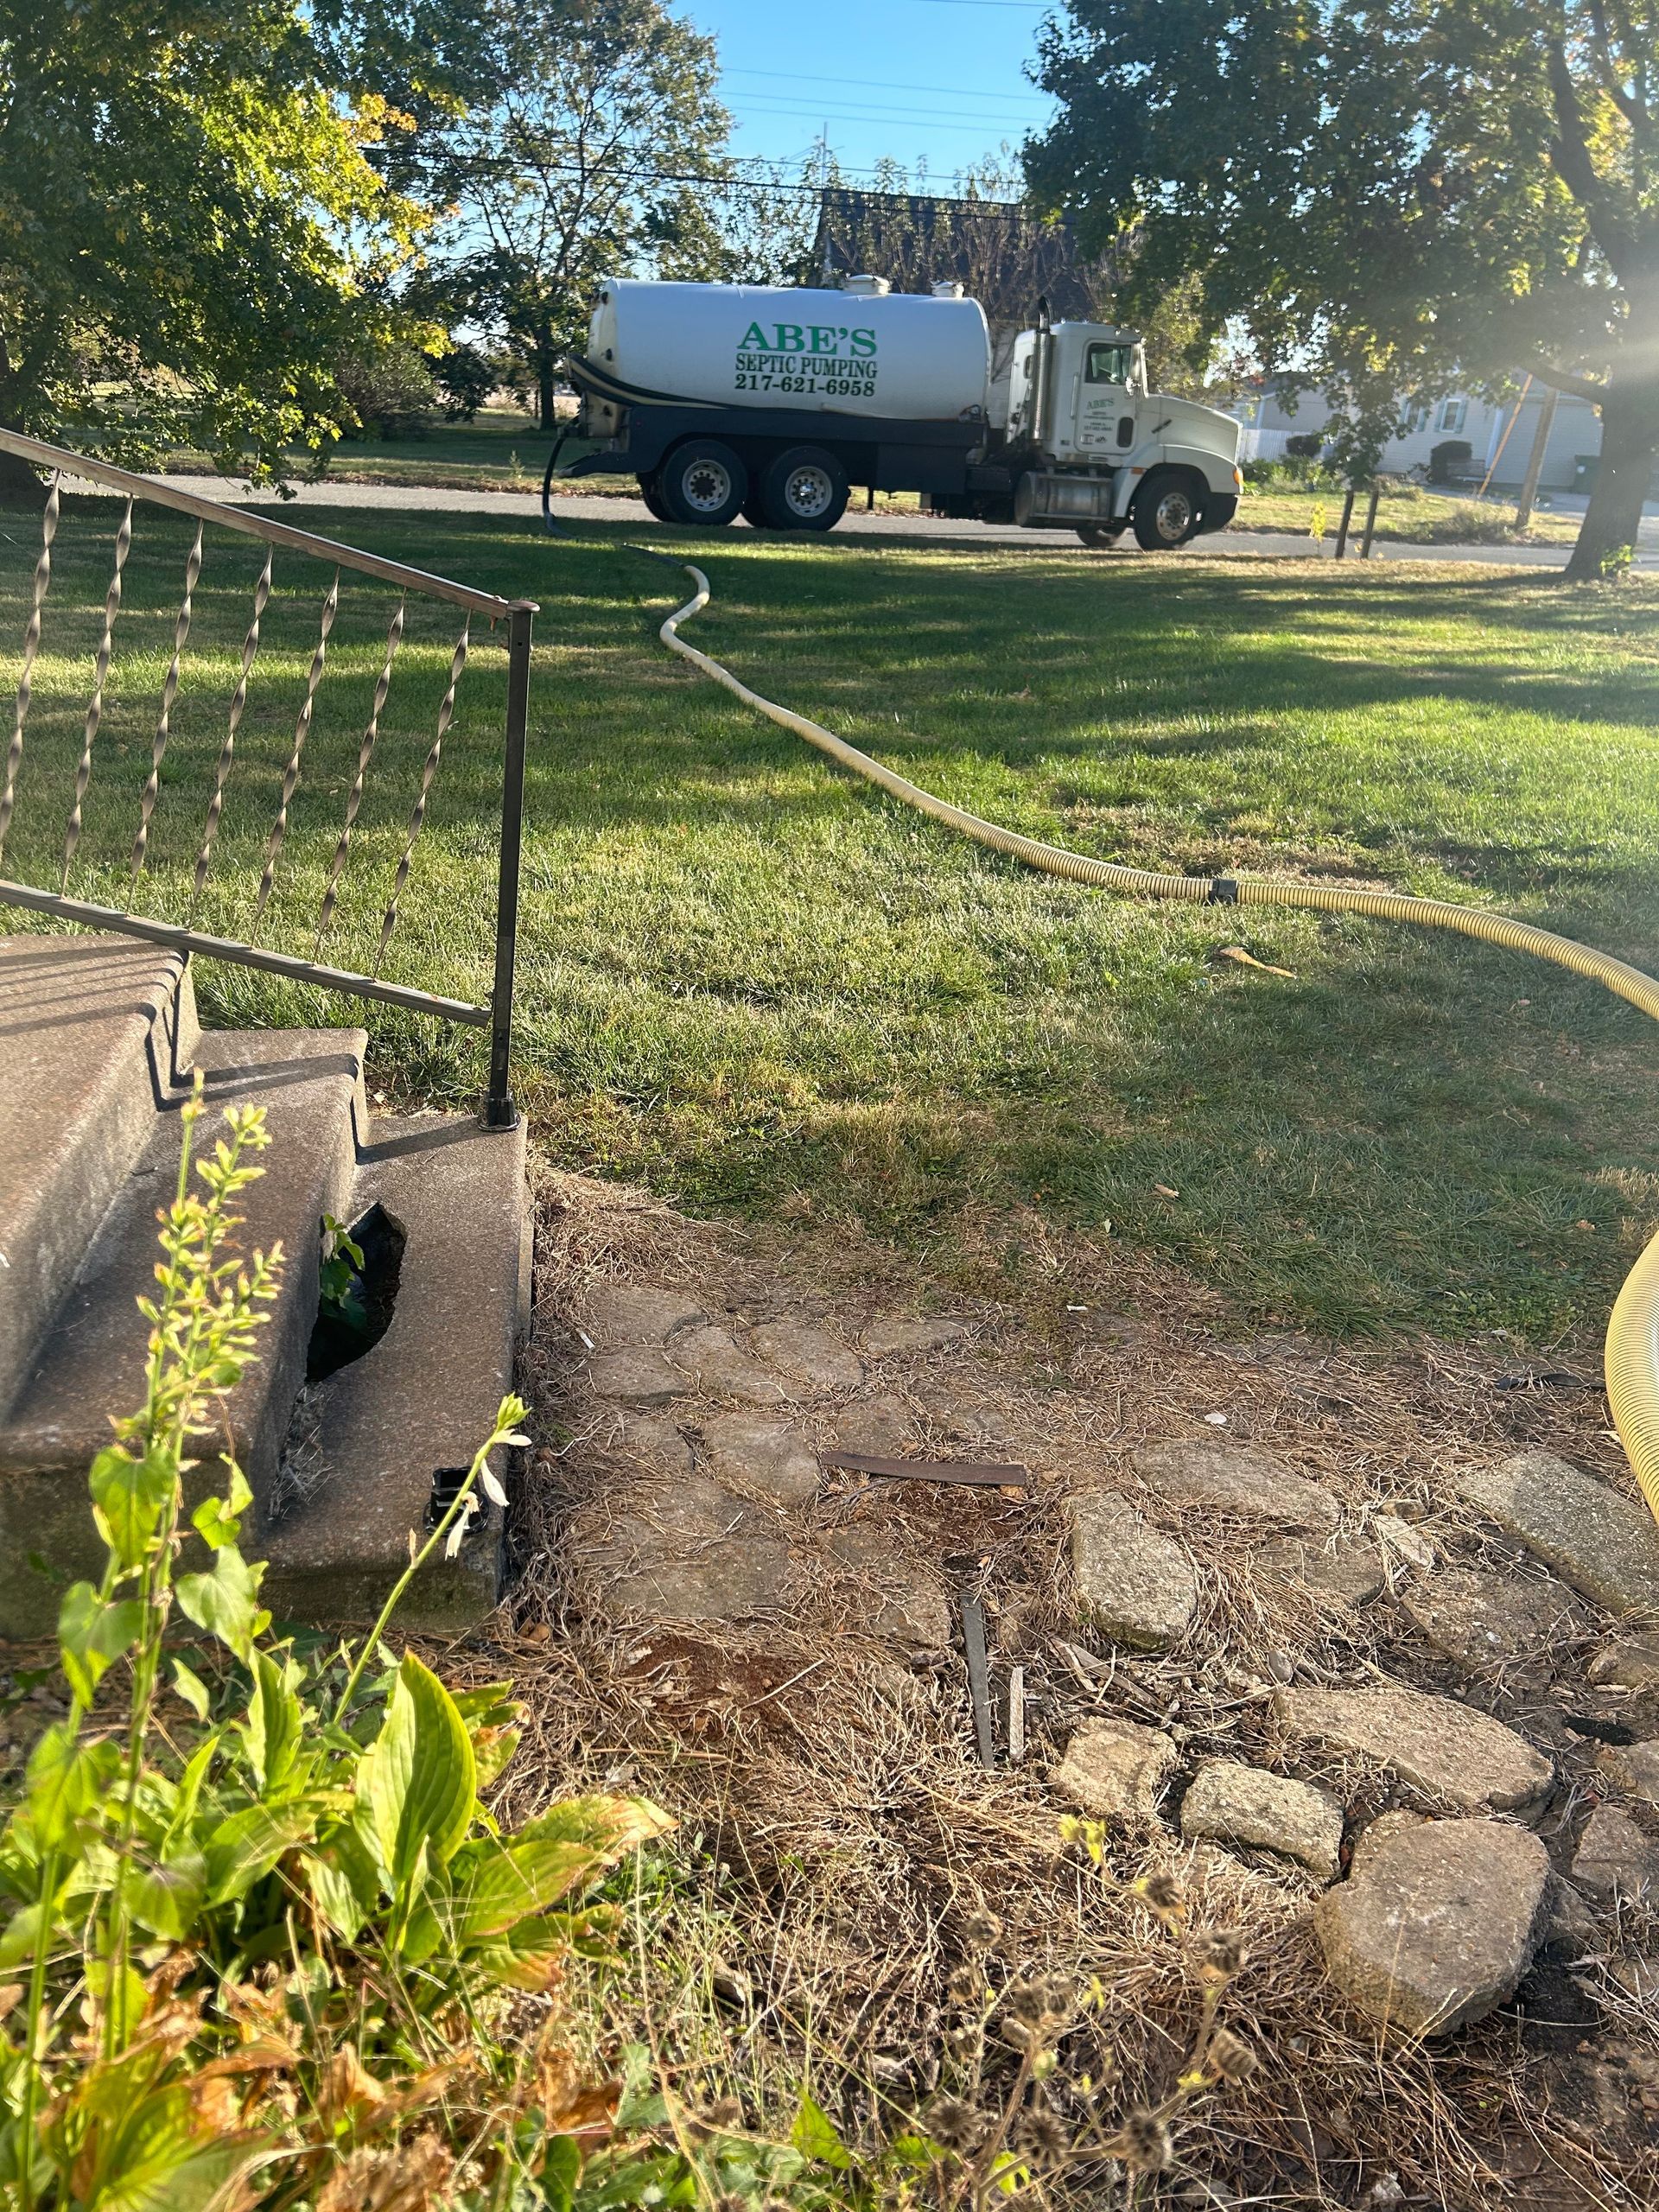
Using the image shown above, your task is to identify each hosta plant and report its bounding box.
[0,1085,673,2212]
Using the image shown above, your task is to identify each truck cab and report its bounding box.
[1001,319,1242,548]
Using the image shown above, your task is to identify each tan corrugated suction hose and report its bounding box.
[657,561,1659,1525]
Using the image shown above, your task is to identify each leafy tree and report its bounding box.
[1027,0,1659,577]
[431,0,731,426]
[0,0,429,494]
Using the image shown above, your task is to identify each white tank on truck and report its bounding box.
[560,278,1242,549]
[588,277,992,424]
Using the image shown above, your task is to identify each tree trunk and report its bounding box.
[537,325,555,430]
[0,438,48,509]
[1565,379,1657,581]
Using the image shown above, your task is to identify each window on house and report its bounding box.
[1406,404,1430,434]
[1437,397,1468,433]
[1085,343,1134,385]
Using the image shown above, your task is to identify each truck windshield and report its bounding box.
[1085,343,1135,385]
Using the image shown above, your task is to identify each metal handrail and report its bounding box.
[0,429,517,620]
[0,430,537,1127]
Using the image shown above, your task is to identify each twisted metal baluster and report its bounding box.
[126,520,203,899]
[315,594,404,955]
[252,568,338,935]
[374,620,468,975]
[189,550,271,924]
[0,474,60,874]
[61,499,133,891]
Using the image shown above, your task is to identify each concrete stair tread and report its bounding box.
[0,937,191,1413]
[0,1026,366,1499]
[261,1111,529,1631]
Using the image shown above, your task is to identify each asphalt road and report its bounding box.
[142,475,1658,570]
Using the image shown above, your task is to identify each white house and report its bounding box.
[1230,376,1602,490]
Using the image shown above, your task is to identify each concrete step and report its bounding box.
[0,936,196,1414]
[260,1112,530,1633]
[0,1021,366,1634]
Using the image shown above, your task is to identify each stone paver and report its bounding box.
[670,1323,792,1404]
[582,1470,793,1624]
[1313,1818,1550,2038]
[579,1285,705,1349]
[615,1411,693,1471]
[861,1317,969,1357]
[1274,1681,1554,1817]
[587,1346,688,1405]
[1595,1739,1659,1807]
[1587,1632,1659,1690]
[1051,1717,1177,1821]
[1458,1451,1659,1616]
[1402,1567,1580,1674]
[1572,1803,1659,1905]
[828,1394,913,1457]
[1131,1440,1338,1529]
[1179,1759,1344,1878]
[825,1523,951,1648]
[749,1320,863,1393]
[1070,1491,1198,1648]
[701,1413,821,1507]
[1256,1534,1387,1608]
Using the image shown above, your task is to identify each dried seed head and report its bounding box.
[1119,2108,1173,2172]
[963,1908,1002,1953]
[943,2023,982,2061]
[1006,1976,1050,2027]
[1197,1929,1249,1983]
[1039,1972,1076,2021]
[923,2094,984,2154]
[1209,2026,1259,2082]
[1135,1870,1185,1922]
[946,1962,987,2008]
[1014,2101,1071,2169]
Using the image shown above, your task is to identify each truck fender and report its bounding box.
[1160,442,1238,497]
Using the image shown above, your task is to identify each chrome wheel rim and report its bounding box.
[785,464,835,518]
[1154,488,1194,540]
[682,458,734,513]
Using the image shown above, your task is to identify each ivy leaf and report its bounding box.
[175,1546,269,1662]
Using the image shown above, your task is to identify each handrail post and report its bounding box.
[484,601,534,1129]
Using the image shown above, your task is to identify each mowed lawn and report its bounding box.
[4,495,1659,1345]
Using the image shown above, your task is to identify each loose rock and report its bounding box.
[1132,1440,1338,1529]
[1587,1632,1659,1691]
[828,1393,912,1458]
[614,1412,693,1471]
[1458,1451,1659,1616]
[1371,1512,1436,1571]
[580,1285,706,1349]
[749,1319,864,1394]
[1256,1534,1386,1609]
[1595,1739,1659,1806]
[862,1317,969,1357]
[1274,1681,1554,1816]
[1402,1567,1580,1675]
[1070,1491,1198,1648]
[588,1346,689,1406]
[1572,1803,1659,1905]
[1179,1759,1344,1878]
[670,1324,793,1405]
[1051,1717,1177,1821]
[1313,1818,1550,2038]
[700,1413,821,1507]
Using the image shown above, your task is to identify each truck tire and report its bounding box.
[758,446,849,531]
[638,472,672,522]
[658,439,748,526]
[1131,469,1205,550]
[1076,524,1124,550]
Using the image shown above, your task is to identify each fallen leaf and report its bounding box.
[1217,944,1296,979]
[1154,1184,1180,1198]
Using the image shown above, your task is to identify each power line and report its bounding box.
[723,66,1052,108]
[454,152,1049,215]
[734,97,1033,136]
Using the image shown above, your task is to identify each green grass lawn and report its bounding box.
[1235,480,1583,547]
[4,497,1657,1346]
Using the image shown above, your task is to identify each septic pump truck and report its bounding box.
[556,276,1243,548]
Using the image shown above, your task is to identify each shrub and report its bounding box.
[1283,430,1324,461]
[0,1086,678,2212]
[1427,438,1473,485]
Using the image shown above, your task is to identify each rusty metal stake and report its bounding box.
[960,1591,995,1768]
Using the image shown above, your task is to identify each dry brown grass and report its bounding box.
[432,1168,1659,2211]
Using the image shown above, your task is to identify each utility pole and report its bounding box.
[1515,386,1560,531]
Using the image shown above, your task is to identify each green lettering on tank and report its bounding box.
[773,324,806,351]
[739,321,769,347]
[849,328,877,358]
[809,325,838,352]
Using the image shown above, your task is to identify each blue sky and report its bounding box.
[680,0,1058,192]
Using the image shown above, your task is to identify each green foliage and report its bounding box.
[0,1086,683,2210]
[1027,0,1659,572]
[0,0,434,476]
[317,1214,368,1338]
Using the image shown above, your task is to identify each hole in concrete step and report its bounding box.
[428,1465,480,1529]
[307,1203,406,1382]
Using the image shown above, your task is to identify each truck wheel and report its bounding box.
[658,439,748,526]
[1132,470,1205,550]
[638,472,672,522]
[759,446,849,531]
[1077,524,1124,550]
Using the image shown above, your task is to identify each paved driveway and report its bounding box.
[140,475,1658,571]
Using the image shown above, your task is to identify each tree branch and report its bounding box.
[1545,39,1640,280]
[1528,358,1608,403]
